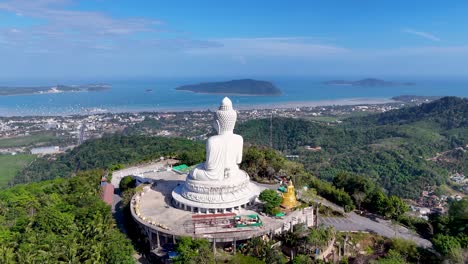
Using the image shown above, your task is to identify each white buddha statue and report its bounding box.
[172,97,260,211]
[189,97,244,181]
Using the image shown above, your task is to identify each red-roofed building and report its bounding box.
[101,183,114,206]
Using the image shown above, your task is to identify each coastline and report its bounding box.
[0,86,111,97]
[0,90,87,97]
[236,97,397,110]
[0,97,398,117]
[107,97,397,113]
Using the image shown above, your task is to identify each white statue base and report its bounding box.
[171,170,260,213]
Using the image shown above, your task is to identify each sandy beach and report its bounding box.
[235,97,398,110]
[0,97,399,117]
[100,97,398,115]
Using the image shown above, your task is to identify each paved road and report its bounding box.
[317,211,432,248]
[267,187,432,248]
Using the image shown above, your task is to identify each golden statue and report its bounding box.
[281,180,298,209]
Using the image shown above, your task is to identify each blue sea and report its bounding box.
[0,78,467,116]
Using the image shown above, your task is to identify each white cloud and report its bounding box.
[185,37,348,57]
[403,28,441,42]
[0,0,163,51]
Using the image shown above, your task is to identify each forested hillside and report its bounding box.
[353,96,468,129]
[237,97,468,199]
[14,135,205,185]
[0,170,134,263]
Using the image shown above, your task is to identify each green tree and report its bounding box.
[177,150,205,165]
[14,135,205,185]
[390,238,419,262]
[229,253,264,264]
[119,175,135,192]
[241,146,286,182]
[0,170,135,264]
[243,237,269,260]
[307,226,335,248]
[292,254,313,264]
[174,237,214,264]
[308,178,355,212]
[371,249,407,264]
[386,196,409,220]
[352,191,366,211]
[432,234,461,256]
[265,247,286,264]
[259,189,282,215]
[448,198,468,235]
[370,190,388,216]
[0,245,15,264]
[108,163,125,171]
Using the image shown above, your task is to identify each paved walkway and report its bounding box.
[132,171,314,240]
[111,159,178,188]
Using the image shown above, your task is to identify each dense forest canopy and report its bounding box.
[237,97,468,198]
[352,96,468,129]
[0,170,134,263]
[14,135,205,185]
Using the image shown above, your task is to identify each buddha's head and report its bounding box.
[214,97,237,134]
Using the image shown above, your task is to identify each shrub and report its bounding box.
[119,176,135,192]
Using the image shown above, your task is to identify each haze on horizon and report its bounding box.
[1,0,468,82]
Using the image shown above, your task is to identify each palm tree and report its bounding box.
[0,245,15,264]
[353,192,366,211]
[246,237,268,259]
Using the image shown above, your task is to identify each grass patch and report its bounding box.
[0,132,57,148]
[398,124,443,143]
[305,111,375,123]
[370,137,406,150]
[0,154,35,187]
[305,116,341,123]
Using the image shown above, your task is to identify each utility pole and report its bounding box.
[269,111,273,148]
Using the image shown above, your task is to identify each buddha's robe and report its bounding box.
[191,133,243,181]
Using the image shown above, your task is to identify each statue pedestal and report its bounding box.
[171,170,260,213]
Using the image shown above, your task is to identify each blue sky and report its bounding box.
[1,0,468,81]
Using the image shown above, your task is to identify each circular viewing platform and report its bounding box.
[130,170,315,244]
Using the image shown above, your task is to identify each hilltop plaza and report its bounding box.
[129,97,314,251]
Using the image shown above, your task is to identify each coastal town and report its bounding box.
[0,97,426,154]
[0,96,465,218]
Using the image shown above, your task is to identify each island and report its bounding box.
[0,84,111,96]
[175,79,282,96]
[324,78,415,86]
